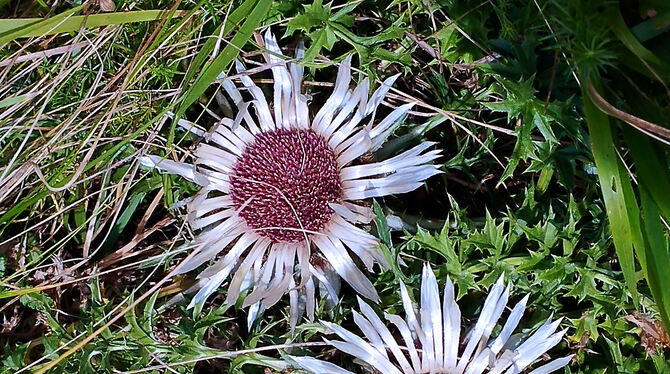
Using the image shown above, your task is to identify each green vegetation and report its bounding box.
[0,0,669,372]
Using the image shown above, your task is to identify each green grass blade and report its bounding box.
[0,10,183,43]
[614,74,670,332]
[640,187,670,331]
[625,127,670,331]
[128,4,205,80]
[609,9,670,83]
[626,131,670,222]
[0,5,83,44]
[620,88,670,223]
[0,93,35,109]
[582,80,641,303]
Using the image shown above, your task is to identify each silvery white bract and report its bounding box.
[291,265,572,374]
[139,30,441,327]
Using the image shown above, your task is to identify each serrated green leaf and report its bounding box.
[19,292,54,313]
[1,342,29,371]
[372,200,392,248]
[285,0,330,35]
[573,312,601,342]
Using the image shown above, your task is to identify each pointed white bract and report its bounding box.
[292,265,572,374]
[139,30,441,327]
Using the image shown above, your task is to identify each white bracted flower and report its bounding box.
[290,265,573,374]
[139,30,441,327]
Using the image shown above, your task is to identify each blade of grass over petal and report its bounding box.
[172,0,270,131]
[181,0,259,91]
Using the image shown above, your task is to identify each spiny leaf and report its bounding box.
[285,0,332,35]
[485,76,558,183]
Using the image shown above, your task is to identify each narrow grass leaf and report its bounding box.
[625,127,670,332]
[0,94,36,109]
[129,3,200,79]
[581,79,640,303]
[0,10,185,43]
[0,5,82,44]
[639,188,670,332]
[609,9,670,83]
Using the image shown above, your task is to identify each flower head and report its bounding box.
[291,265,572,374]
[139,30,441,326]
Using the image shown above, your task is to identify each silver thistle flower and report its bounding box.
[291,265,572,374]
[139,30,441,326]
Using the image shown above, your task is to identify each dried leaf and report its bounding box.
[1,306,20,334]
[98,0,115,12]
[625,311,670,353]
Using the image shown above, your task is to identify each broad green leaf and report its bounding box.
[303,26,337,62]
[620,91,670,332]
[1,342,29,371]
[581,80,640,304]
[622,106,670,223]
[98,190,147,256]
[372,200,392,248]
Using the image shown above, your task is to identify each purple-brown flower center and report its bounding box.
[230,129,342,243]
